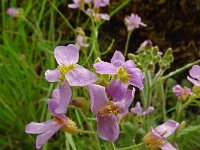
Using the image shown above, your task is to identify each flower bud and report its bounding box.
[71,97,90,111]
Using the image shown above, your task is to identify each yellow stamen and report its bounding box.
[54,117,78,135]
[98,101,120,116]
[58,64,76,82]
[117,67,131,83]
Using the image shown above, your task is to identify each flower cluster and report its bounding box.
[68,0,110,22]
[25,43,147,148]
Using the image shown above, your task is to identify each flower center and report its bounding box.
[143,132,165,149]
[98,101,120,116]
[58,64,76,82]
[54,117,78,135]
[117,67,131,83]
[179,89,189,101]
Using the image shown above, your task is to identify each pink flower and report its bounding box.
[124,13,146,31]
[144,120,179,150]
[7,7,23,18]
[25,81,77,149]
[172,84,192,101]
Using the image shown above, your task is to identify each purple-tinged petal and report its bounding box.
[189,65,200,80]
[66,65,97,86]
[142,106,154,115]
[55,81,71,114]
[88,84,108,114]
[123,88,135,109]
[97,114,119,141]
[51,89,60,100]
[25,120,56,134]
[154,120,179,138]
[113,89,134,114]
[111,51,125,64]
[94,0,110,8]
[130,102,143,116]
[128,68,145,90]
[48,98,58,115]
[54,44,79,65]
[100,13,110,21]
[112,60,124,68]
[187,76,200,86]
[106,79,127,101]
[123,60,136,69]
[68,3,79,9]
[160,142,177,150]
[36,122,62,149]
[172,85,182,94]
[93,62,117,74]
[45,69,60,82]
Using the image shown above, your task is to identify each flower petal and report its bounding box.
[100,13,110,21]
[55,81,71,114]
[187,76,200,86]
[66,65,97,86]
[128,68,145,90]
[88,84,108,114]
[130,102,143,116]
[123,60,136,69]
[155,119,179,138]
[25,120,55,134]
[160,141,177,150]
[123,88,135,109]
[36,122,62,149]
[111,51,125,64]
[142,106,154,115]
[189,65,200,80]
[97,114,119,141]
[52,89,60,99]
[54,44,79,65]
[45,69,60,82]
[106,79,127,101]
[93,62,117,74]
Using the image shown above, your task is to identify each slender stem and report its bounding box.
[118,143,144,150]
[111,142,117,150]
[175,101,182,121]
[49,1,75,33]
[77,129,97,134]
[161,59,200,81]
[180,96,195,112]
[109,0,132,18]
[124,31,132,57]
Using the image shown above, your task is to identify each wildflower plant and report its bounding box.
[20,1,200,150]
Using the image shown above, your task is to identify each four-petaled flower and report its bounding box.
[93,50,144,100]
[124,13,146,32]
[187,65,200,86]
[88,84,135,141]
[172,84,192,101]
[131,102,154,116]
[143,120,179,150]
[25,81,77,149]
[45,44,97,86]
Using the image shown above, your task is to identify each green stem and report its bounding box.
[161,59,200,81]
[180,96,195,112]
[118,143,144,150]
[124,31,132,57]
[49,1,75,33]
[111,142,117,150]
[175,101,182,121]
[77,129,97,134]
[109,0,132,18]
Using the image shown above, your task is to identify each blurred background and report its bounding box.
[1,0,200,149]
